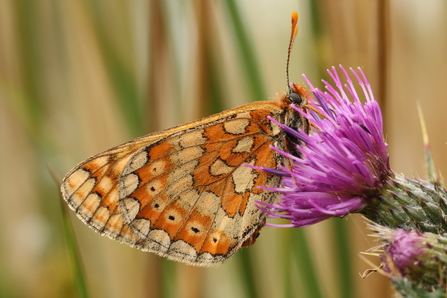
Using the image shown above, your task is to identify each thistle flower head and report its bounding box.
[368,222,447,289]
[258,66,392,227]
[384,229,425,271]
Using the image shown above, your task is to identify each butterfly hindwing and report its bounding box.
[119,109,283,265]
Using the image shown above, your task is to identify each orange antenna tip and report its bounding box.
[291,11,299,37]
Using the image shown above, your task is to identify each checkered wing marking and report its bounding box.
[61,101,286,266]
[119,109,283,266]
[61,137,163,244]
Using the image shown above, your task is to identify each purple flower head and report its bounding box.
[384,229,425,274]
[259,66,392,228]
[368,223,447,287]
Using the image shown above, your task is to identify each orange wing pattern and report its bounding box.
[61,102,286,266]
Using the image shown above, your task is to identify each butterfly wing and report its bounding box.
[61,101,285,266]
[61,136,157,244]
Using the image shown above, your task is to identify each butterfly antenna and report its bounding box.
[286,11,299,92]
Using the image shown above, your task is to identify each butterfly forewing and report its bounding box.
[61,138,158,243]
[61,101,294,266]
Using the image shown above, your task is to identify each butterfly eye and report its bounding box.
[287,92,303,106]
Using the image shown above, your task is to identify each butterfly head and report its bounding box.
[272,83,310,163]
[286,82,308,108]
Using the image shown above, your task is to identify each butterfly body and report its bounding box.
[61,87,308,266]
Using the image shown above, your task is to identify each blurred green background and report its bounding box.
[2,1,447,297]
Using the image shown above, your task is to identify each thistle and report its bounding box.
[250,65,447,295]
[254,66,447,233]
[367,222,447,294]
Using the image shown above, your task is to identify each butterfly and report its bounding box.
[60,12,309,266]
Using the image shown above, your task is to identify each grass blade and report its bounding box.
[222,0,266,102]
[291,228,323,298]
[48,167,89,298]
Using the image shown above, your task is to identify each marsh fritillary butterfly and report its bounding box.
[61,12,308,266]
